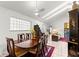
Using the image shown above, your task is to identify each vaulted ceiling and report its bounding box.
[0,1,72,25]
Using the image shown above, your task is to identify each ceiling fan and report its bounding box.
[34,8,45,16]
[34,1,45,16]
[35,8,45,12]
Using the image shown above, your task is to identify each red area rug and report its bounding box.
[60,37,68,42]
[45,45,55,57]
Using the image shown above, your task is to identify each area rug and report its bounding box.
[59,37,68,42]
[44,45,55,57]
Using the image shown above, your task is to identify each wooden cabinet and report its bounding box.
[68,9,79,57]
[52,35,58,41]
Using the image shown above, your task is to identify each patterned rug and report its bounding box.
[60,37,68,42]
[44,45,55,57]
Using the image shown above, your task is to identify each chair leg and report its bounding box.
[45,45,48,52]
[36,51,43,57]
[42,47,46,57]
[43,46,48,57]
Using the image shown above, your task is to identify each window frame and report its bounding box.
[9,17,32,31]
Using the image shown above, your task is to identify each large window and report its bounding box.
[10,17,31,30]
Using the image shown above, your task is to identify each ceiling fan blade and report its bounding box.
[38,8,45,12]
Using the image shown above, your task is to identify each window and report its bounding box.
[10,17,31,30]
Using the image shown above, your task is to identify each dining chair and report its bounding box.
[17,33,25,43]
[28,33,32,40]
[25,33,30,40]
[6,38,28,57]
[28,37,44,57]
[40,36,46,56]
[44,34,48,52]
[7,38,16,57]
[40,34,48,57]
[36,41,44,57]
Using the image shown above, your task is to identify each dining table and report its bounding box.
[15,39,39,49]
[14,38,41,57]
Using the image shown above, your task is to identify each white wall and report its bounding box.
[50,12,69,37]
[43,10,69,37]
[0,6,48,56]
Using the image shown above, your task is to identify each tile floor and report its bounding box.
[47,35,68,57]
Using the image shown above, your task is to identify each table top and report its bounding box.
[15,39,38,49]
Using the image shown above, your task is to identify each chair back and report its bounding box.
[26,33,31,40]
[44,35,48,45]
[6,38,16,57]
[36,42,43,56]
[41,34,45,46]
[29,33,31,40]
[18,33,25,42]
[36,36,44,57]
[41,34,48,56]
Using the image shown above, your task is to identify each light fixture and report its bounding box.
[34,1,39,16]
[52,28,58,35]
[35,12,39,16]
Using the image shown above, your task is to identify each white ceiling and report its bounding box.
[0,1,72,25]
[44,9,69,24]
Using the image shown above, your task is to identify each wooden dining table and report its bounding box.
[15,39,38,49]
[14,38,41,57]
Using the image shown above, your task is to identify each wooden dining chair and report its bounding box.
[17,33,25,43]
[36,42,44,57]
[29,37,44,57]
[7,38,16,57]
[25,33,30,40]
[25,33,31,40]
[43,34,48,53]
[39,35,47,57]
[38,34,48,57]
[6,38,28,57]
[28,33,31,40]
[44,35,48,45]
